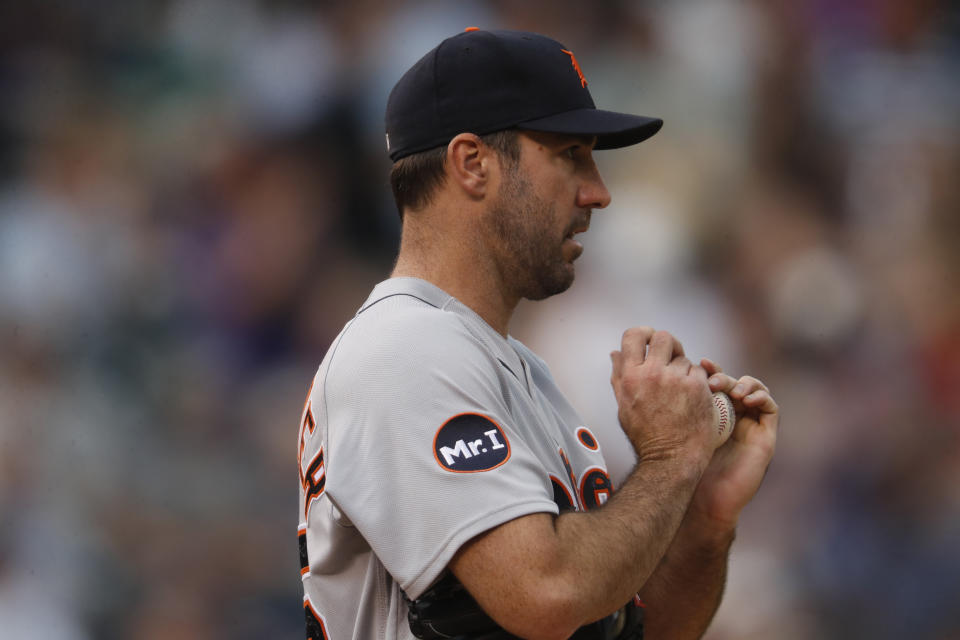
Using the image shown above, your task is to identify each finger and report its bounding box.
[668,355,693,375]
[610,350,623,376]
[672,338,685,359]
[707,372,737,392]
[647,330,676,365]
[620,327,654,365]
[730,375,769,400]
[701,358,723,376]
[743,389,778,414]
[739,376,769,392]
[690,363,708,383]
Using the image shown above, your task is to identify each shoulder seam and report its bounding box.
[358,292,439,315]
[320,318,355,477]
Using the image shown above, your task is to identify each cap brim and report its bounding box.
[518,109,663,149]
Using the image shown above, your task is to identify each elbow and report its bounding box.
[493,579,588,640]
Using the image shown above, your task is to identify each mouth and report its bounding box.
[565,216,591,241]
[563,220,589,261]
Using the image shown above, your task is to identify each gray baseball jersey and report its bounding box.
[297,277,617,639]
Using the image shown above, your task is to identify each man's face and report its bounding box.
[485,131,610,301]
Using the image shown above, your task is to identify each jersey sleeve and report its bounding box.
[320,302,558,600]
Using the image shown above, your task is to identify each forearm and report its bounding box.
[451,451,711,639]
[551,450,711,622]
[638,510,735,640]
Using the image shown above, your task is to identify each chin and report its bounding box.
[524,269,575,301]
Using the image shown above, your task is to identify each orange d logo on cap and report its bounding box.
[561,48,587,88]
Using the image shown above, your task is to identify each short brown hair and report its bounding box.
[389,130,521,218]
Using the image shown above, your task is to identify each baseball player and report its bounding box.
[297,29,778,639]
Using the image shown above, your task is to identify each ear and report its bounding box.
[446,133,492,199]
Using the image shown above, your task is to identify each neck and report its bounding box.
[392,215,518,337]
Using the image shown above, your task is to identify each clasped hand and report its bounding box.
[610,327,779,530]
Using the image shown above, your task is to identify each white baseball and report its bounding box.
[712,391,736,446]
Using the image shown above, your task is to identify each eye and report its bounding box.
[564,145,580,160]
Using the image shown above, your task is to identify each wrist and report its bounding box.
[633,439,714,474]
[678,506,738,553]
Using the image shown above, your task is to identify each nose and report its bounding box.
[577,163,612,210]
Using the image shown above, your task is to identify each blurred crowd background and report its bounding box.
[1,1,958,638]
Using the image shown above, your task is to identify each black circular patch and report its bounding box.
[576,427,599,451]
[433,413,511,473]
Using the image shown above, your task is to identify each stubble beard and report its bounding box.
[487,166,576,302]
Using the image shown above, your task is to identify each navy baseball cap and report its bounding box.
[385,28,663,161]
